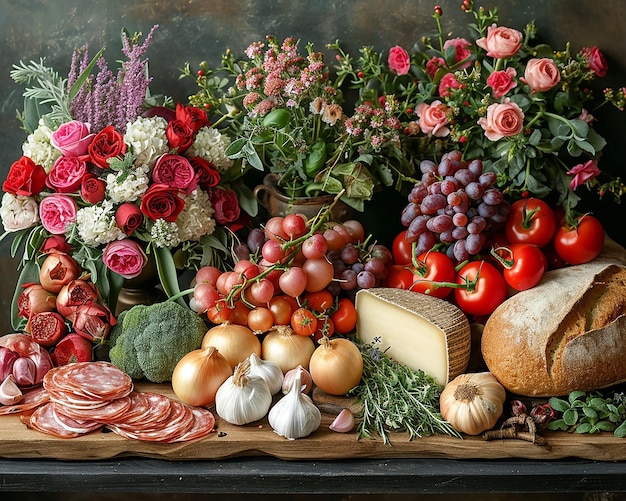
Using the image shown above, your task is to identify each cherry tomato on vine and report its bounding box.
[410,251,456,299]
[303,290,334,313]
[331,298,357,335]
[268,296,293,325]
[391,230,413,265]
[291,307,318,336]
[553,214,604,265]
[454,260,507,317]
[505,198,556,248]
[206,300,232,324]
[494,243,547,291]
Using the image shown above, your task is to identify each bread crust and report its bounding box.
[481,260,626,397]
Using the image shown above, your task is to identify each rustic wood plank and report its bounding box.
[1,382,625,461]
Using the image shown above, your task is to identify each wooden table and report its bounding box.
[2,383,626,495]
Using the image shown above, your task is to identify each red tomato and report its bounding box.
[505,198,556,248]
[268,296,293,325]
[303,290,334,313]
[291,307,318,336]
[553,214,605,265]
[495,243,547,291]
[384,265,417,290]
[410,251,456,298]
[454,260,507,317]
[331,298,357,335]
[392,230,413,265]
[206,300,232,324]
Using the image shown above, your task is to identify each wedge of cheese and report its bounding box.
[355,288,471,386]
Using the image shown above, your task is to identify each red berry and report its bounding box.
[434,5,443,16]
[197,69,205,77]
[357,71,364,79]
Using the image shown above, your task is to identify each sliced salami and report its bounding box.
[55,395,132,423]
[175,407,216,442]
[28,403,102,439]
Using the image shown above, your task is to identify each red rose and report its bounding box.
[166,120,195,153]
[80,174,107,204]
[40,235,72,255]
[88,125,127,169]
[210,188,241,225]
[188,156,221,188]
[140,184,185,222]
[2,156,47,196]
[115,202,144,235]
[580,46,608,77]
[175,102,209,132]
[152,154,196,190]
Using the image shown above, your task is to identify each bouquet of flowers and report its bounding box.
[0,26,243,329]
[351,1,626,214]
[183,35,415,211]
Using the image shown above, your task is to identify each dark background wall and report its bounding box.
[1,0,625,333]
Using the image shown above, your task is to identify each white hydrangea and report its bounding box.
[186,126,234,172]
[106,165,150,204]
[21,120,61,173]
[175,188,216,242]
[75,200,124,246]
[0,193,40,232]
[124,116,169,167]
[150,219,180,248]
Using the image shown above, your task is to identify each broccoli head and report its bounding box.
[108,301,207,382]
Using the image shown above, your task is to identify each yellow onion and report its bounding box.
[172,346,233,407]
[261,325,315,374]
[201,322,261,369]
[309,337,363,396]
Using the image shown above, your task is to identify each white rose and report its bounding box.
[0,193,40,232]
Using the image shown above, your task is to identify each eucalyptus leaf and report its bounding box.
[570,119,590,139]
[548,117,571,139]
[574,139,596,155]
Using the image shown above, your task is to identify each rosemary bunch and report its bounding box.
[351,341,461,444]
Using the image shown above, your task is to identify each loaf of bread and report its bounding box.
[481,259,626,397]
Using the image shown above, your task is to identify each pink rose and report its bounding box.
[443,38,472,69]
[438,72,461,98]
[476,24,523,59]
[388,46,411,76]
[50,121,95,157]
[45,156,88,193]
[152,154,197,190]
[478,99,525,141]
[210,188,241,225]
[425,57,446,79]
[567,160,601,190]
[521,58,561,94]
[102,239,147,279]
[415,100,450,137]
[486,67,518,98]
[39,194,77,235]
[580,46,608,77]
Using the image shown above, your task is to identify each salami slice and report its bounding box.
[175,407,216,442]
[55,395,132,423]
[28,403,102,439]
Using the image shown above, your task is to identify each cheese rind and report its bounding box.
[355,288,471,386]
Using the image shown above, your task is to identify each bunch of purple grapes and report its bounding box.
[400,150,510,262]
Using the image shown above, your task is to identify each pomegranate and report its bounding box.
[73,302,116,342]
[28,311,67,348]
[51,333,93,366]
[39,252,80,293]
[56,279,99,322]
[17,284,57,319]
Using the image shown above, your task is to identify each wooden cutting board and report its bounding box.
[0,382,624,462]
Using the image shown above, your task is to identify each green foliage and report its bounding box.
[548,389,626,436]
[108,301,207,383]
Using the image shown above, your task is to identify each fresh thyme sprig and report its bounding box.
[351,340,461,444]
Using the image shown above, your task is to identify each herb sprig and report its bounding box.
[351,340,461,444]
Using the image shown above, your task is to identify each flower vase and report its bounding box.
[114,254,165,316]
[253,173,355,222]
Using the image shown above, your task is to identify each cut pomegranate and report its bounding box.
[51,333,93,366]
[28,311,67,348]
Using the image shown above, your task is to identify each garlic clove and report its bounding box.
[247,352,284,395]
[329,408,355,433]
[282,365,312,395]
[0,375,23,406]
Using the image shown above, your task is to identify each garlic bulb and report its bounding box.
[268,370,321,439]
[247,353,284,395]
[215,358,272,425]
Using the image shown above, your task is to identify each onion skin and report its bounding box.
[261,325,315,373]
[309,337,363,396]
[201,323,261,369]
[172,346,233,407]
